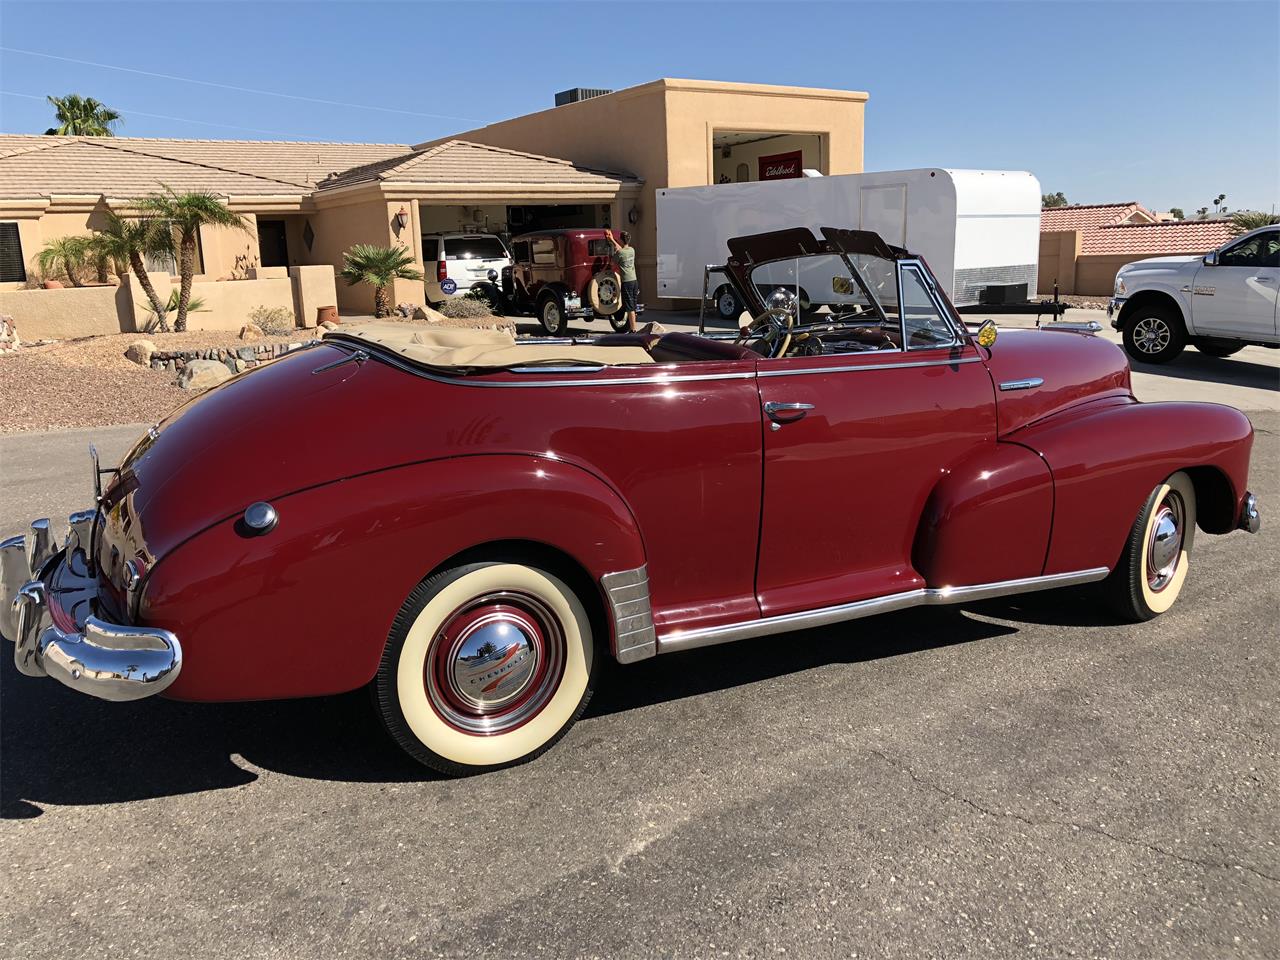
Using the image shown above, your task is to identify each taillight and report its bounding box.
[437,260,448,282]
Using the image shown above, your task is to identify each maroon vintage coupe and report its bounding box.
[2,227,1260,775]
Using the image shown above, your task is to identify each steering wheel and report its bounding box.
[735,307,795,359]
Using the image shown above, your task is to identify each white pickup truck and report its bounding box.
[1109,224,1279,363]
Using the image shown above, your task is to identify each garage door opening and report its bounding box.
[712,132,824,184]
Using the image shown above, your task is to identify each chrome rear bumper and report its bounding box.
[1,513,182,701]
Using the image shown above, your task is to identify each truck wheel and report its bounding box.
[374,561,597,775]
[713,285,741,321]
[1102,471,1196,622]
[538,294,567,336]
[588,271,622,316]
[1195,338,1244,358]
[1122,307,1186,364]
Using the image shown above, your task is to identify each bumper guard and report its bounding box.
[1,512,181,701]
[1240,492,1261,534]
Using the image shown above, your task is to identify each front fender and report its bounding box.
[1009,399,1253,575]
[141,454,646,701]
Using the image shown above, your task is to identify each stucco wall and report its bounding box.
[306,197,405,313]
[1038,230,1082,294]
[0,284,123,338]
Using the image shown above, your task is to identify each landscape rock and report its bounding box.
[177,358,233,392]
[124,340,156,366]
[234,358,247,373]
[239,322,263,341]
[0,315,18,353]
[237,346,256,362]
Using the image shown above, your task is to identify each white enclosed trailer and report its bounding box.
[656,169,1041,311]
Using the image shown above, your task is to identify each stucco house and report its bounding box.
[1039,202,1236,296]
[0,78,869,335]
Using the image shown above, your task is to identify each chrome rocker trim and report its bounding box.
[2,515,182,702]
[657,567,1111,654]
[600,565,657,663]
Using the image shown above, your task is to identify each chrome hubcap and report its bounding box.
[426,592,564,734]
[1133,317,1171,354]
[1146,492,1185,592]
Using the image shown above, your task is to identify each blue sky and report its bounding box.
[0,0,1276,212]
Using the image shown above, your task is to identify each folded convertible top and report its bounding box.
[324,322,654,368]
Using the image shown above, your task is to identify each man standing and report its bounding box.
[605,228,638,332]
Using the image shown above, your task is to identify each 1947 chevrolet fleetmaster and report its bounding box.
[2,227,1261,775]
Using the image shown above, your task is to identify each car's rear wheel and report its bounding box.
[538,294,566,336]
[375,561,597,775]
[588,271,622,316]
[1195,338,1244,358]
[1103,471,1197,622]
[1122,307,1186,364]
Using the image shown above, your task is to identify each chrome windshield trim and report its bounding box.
[656,567,1110,654]
[756,355,983,378]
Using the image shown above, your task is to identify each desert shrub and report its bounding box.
[247,305,296,335]
[438,296,496,319]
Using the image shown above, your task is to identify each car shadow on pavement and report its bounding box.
[4,599,1107,817]
[1130,351,1280,390]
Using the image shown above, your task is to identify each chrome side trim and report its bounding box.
[657,567,1110,654]
[600,565,656,663]
[999,377,1045,391]
[757,355,983,378]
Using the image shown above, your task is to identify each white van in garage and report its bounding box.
[422,233,513,303]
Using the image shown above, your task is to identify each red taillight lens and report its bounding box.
[437,260,448,282]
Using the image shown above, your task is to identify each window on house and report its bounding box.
[0,222,26,283]
[144,225,205,276]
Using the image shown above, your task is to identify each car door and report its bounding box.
[1190,229,1280,338]
[754,260,997,618]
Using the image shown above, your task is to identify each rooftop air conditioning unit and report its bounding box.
[555,87,614,106]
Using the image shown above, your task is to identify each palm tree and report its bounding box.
[44,94,122,136]
[340,244,423,318]
[36,235,92,286]
[138,189,249,332]
[89,213,172,328]
[1228,211,1280,236]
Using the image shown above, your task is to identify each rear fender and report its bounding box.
[141,455,647,701]
[1009,400,1253,574]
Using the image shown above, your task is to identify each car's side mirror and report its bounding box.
[1203,251,1218,267]
[976,319,998,349]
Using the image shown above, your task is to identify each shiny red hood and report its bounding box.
[983,329,1131,436]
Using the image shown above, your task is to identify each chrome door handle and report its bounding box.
[763,401,814,429]
[1254,276,1273,283]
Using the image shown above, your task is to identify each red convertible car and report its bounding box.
[2,227,1260,775]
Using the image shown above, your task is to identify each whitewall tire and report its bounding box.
[375,561,597,775]
[1105,471,1197,621]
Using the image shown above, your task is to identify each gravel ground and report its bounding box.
[0,331,302,433]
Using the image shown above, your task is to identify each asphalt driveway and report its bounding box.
[0,357,1276,958]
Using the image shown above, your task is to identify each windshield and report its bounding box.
[446,236,509,261]
[748,253,897,322]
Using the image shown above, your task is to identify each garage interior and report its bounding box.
[711,132,825,184]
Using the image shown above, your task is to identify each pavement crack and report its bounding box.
[869,748,1279,885]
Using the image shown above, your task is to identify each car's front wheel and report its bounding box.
[1122,307,1186,364]
[1103,471,1197,622]
[375,560,597,775]
[538,294,567,336]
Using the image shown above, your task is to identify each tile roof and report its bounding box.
[318,139,640,191]
[0,134,408,197]
[0,138,316,197]
[1040,202,1156,232]
[1081,219,1236,256]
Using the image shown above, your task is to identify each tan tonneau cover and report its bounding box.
[326,323,654,368]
